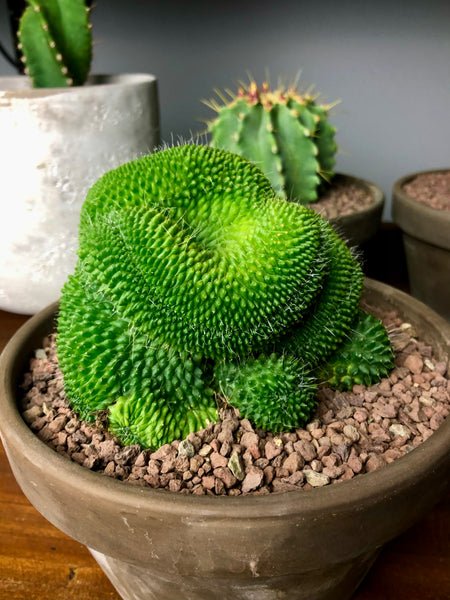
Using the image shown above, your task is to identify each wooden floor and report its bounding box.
[0,229,449,599]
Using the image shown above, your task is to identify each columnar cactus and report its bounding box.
[17,0,92,88]
[57,145,393,449]
[206,79,337,204]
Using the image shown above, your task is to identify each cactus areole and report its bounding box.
[17,0,92,88]
[57,145,393,449]
[207,80,338,204]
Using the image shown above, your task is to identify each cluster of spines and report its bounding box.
[206,79,338,204]
[57,145,393,449]
[17,0,92,88]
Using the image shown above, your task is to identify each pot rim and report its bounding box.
[392,169,450,248]
[0,279,449,519]
[0,73,157,97]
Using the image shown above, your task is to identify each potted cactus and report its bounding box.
[392,168,450,321]
[0,0,160,315]
[0,144,449,600]
[203,78,384,248]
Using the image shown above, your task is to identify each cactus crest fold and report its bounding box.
[57,144,393,449]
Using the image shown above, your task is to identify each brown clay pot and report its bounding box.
[321,173,385,247]
[0,279,449,600]
[392,169,450,321]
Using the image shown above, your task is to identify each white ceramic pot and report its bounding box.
[0,73,160,314]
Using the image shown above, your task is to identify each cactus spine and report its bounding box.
[18,0,92,88]
[206,80,337,204]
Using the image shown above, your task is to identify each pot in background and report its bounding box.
[0,73,160,315]
[324,173,385,247]
[392,169,450,321]
[0,279,449,600]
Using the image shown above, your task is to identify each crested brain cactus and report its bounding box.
[57,144,393,449]
[206,79,337,204]
[17,0,92,88]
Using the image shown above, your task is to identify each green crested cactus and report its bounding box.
[17,0,92,88]
[57,144,393,450]
[206,79,337,204]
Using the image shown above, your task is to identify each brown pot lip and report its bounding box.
[0,280,449,519]
[0,73,158,98]
[392,169,450,218]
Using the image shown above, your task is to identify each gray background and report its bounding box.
[1,0,449,219]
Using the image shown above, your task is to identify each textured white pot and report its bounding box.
[0,73,160,314]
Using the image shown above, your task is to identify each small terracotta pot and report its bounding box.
[325,173,385,247]
[392,169,450,321]
[0,279,449,600]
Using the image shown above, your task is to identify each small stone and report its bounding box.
[283,452,304,474]
[429,413,444,431]
[404,354,424,375]
[240,431,260,449]
[201,475,216,490]
[228,451,245,481]
[241,466,264,493]
[293,439,316,462]
[365,454,386,472]
[178,439,195,458]
[22,405,43,424]
[210,451,228,469]
[198,444,213,457]
[264,438,283,460]
[304,470,330,487]
[343,425,360,443]
[213,466,237,488]
[389,424,411,439]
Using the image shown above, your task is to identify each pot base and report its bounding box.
[89,546,380,600]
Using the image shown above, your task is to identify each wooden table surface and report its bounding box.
[0,306,449,600]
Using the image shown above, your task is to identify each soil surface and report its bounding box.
[20,303,449,496]
[309,177,375,220]
[403,171,450,212]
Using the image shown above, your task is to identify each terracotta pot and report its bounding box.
[0,279,449,600]
[321,173,385,247]
[392,169,450,321]
[0,73,160,315]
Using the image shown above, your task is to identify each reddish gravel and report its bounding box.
[403,170,450,212]
[20,305,449,496]
[309,178,375,220]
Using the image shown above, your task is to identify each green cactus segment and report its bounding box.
[305,102,337,178]
[237,103,285,194]
[270,103,321,203]
[207,80,337,204]
[215,354,317,432]
[208,99,250,155]
[18,0,92,88]
[58,265,218,448]
[278,217,363,367]
[57,144,393,449]
[78,145,326,359]
[319,310,395,390]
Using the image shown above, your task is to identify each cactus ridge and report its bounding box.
[57,145,393,449]
[18,0,92,88]
[207,80,337,204]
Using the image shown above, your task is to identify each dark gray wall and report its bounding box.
[1,0,449,219]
